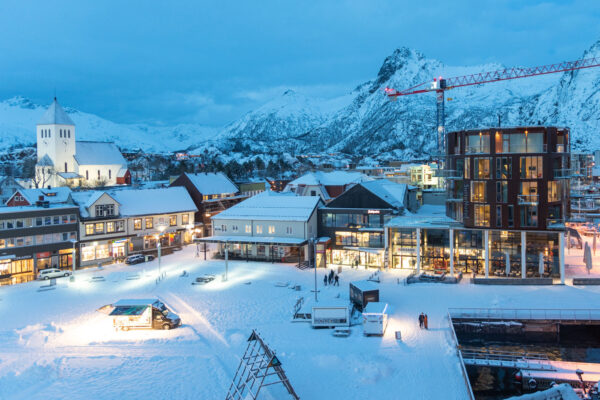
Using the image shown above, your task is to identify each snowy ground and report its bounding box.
[2,245,600,400]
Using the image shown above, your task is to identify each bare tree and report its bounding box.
[32,167,55,188]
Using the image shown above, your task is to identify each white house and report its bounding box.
[200,191,322,265]
[72,187,197,267]
[34,98,130,188]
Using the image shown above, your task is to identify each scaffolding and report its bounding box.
[225,330,299,400]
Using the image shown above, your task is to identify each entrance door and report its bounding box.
[59,254,72,270]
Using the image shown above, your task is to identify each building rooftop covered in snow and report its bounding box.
[198,191,323,266]
[170,172,245,236]
[284,171,369,203]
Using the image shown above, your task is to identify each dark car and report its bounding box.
[125,254,145,264]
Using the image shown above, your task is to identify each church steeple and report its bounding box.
[37,97,74,126]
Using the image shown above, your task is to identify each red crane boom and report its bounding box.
[384,56,600,155]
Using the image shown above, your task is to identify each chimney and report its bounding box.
[38,195,44,201]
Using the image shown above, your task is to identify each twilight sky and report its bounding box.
[0,0,598,126]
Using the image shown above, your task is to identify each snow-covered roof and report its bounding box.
[37,154,54,167]
[184,172,238,195]
[37,98,74,126]
[287,171,367,187]
[363,302,388,315]
[360,179,407,209]
[386,204,458,229]
[57,172,81,179]
[19,187,72,205]
[212,191,320,222]
[74,141,127,166]
[112,187,197,217]
[351,280,379,292]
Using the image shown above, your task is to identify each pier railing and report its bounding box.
[447,312,476,400]
[460,349,555,371]
[449,308,600,322]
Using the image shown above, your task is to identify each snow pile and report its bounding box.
[507,383,580,399]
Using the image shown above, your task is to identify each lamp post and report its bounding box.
[156,224,166,277]
[224,240,229,281]
[311,237,318,302]
[69,238,77,279]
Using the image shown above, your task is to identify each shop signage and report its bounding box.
[367,210,380,215]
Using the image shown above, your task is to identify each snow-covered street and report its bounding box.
[2,245,600,400]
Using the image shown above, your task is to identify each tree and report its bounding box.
[32,166,54,188]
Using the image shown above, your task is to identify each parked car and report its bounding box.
[37,268,71,280]
[125,254,154,264]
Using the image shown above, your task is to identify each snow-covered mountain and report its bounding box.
[2,39,599,159]
[196,39,600,159]
[0,97,216,153]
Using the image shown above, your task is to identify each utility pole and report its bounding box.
[312,237,318,302]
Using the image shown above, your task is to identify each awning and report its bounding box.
[196,235,308,246]
[342,247,384,255]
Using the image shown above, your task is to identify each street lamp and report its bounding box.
[156,224,166,277]
[69,238,77,280]
[311,237,318,302]
[224,239,229,281]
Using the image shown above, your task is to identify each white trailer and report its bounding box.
[311,303,350,328]
[362,302,389,336]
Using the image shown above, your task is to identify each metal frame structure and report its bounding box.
[226,330,299,400]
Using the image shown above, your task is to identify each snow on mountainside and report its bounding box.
[198,40,600,159]
[0,97,216,153]
[2,39,599,160]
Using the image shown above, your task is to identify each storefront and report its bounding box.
[81,241,112,265]
[0,256,34,285]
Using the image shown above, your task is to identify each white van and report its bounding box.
[109,299,181,331]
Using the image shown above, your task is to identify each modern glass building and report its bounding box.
[386,126,570,281]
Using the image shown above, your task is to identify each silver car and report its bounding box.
[37,268,71,280]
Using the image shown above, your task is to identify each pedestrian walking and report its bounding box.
[424,314,429,330]
[323,274,328,286]
[334,275,339,286]
[418,313,424,329]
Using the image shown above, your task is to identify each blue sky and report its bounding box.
[0,1,598,126]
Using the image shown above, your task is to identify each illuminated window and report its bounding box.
[474,205,490,227]
[245,225,251,233]
[182,214,189,225]
[520,156,543,179]
[268,225,275,234]
[85,224,94,235]
[256,225,263,234]
[474,157,491,179]
[94,222,104,234]
[106,222,115,233]
[470,181,486,202]
[134,218,142,230]
[145,217,153,229]
[169,215,177,226]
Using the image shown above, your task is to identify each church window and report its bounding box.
[64,162,67,173]
[86,171,89,180]
[97,170,101,179]
[109,170,111,179]
[68,130,70,138]
[60,129,62,137]
[48,130,51,138]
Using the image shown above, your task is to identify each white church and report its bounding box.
[34,98,131,188]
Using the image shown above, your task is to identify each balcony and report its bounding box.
[546,218,565,230]
[432,169,463,179]
[554,169,572,179]
[518,194,539,205]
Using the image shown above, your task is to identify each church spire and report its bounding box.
[37,98,74,126]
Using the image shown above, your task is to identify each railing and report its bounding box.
[517,194,539,205]
[460,349,554,371]
[554,169,572,179]
[447,313,476,400]
[449,308,600,321]
[432,169,464,179]
[546,218,565,229]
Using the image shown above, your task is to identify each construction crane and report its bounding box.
[384,56,600,156]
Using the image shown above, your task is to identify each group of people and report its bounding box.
[418,312,429,329]
[324,269,339,286]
